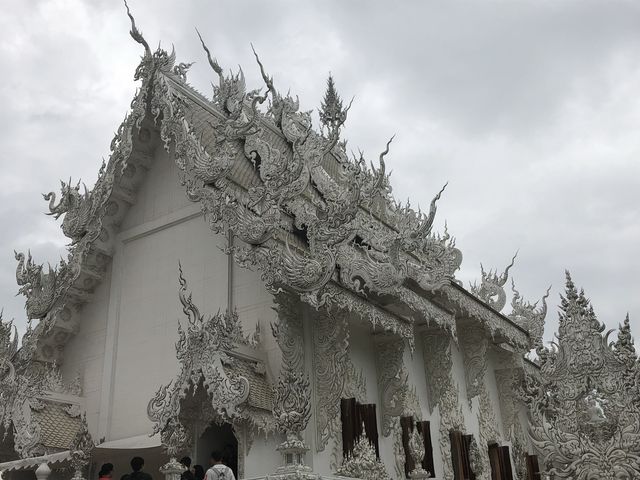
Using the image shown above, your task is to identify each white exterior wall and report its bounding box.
[60,265,112,436]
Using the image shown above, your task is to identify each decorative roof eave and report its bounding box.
[432,283,530,351]
[231,233,454,347]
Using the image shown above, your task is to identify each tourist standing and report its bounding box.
[99,463,114,480]
[205,451,235,480]
[180,457,194,480]
[193,465,205,480]
[120,457,153,480]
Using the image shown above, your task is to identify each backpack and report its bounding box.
[209,467,229,480]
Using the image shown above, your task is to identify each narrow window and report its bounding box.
[340,398,380,459]
[488,443,514,480]
[357,402,380,458]
[340,398,357,458]
[402,417,436,478]
[417,420,436,477]
[525,454,541,480]
[461,434,476,480]
[499,446,513,480]
[400,416,416,477]
[450,430,475,480]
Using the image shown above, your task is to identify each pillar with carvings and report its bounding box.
[159,418,187,480]
[459,325,500,480]
[270,295,317,480]
[422,331,465,480]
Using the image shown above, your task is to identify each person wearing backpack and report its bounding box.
[205,451,235,480]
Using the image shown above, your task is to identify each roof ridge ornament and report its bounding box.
[196,29,249,116]
[124,2,177,81]
[509,279,551,348]
[124,0,151,58]
[470,251,518,312]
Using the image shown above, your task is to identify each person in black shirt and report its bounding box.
[180,457,194,480]
[193,465,205,480]
[120,457,152,480]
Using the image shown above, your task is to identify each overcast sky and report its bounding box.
[1,0,639,344]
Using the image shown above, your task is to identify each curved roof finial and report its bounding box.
[195,28,223,79]
[124,0,151,57]
[251,43,275,96]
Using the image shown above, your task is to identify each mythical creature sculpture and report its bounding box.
[509,280,551,348]
[279,238,336,295]
[15,251,68,320]
[470,252,517,312]
[392,183,448,254]
[43,180,93,243]
[524,272,640,479]
[191,31,266,185]
[338,240,406,295]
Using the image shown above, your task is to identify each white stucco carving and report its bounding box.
[4,6,638,480]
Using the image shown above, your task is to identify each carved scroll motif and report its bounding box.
[422,333,464,480]
[375,338,409,437]
[459,326,500,479]
[313,311,350,452]
[495,368,528,480]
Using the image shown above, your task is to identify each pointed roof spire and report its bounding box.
[319,74,352,135]
[614,313,637,364]
[320,74,343,129]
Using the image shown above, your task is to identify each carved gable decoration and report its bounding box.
[524,272,640,479]
[147,265,273,456]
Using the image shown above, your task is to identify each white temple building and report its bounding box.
[1,6,638,480]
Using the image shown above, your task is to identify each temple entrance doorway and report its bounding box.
[195,422,238,479]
